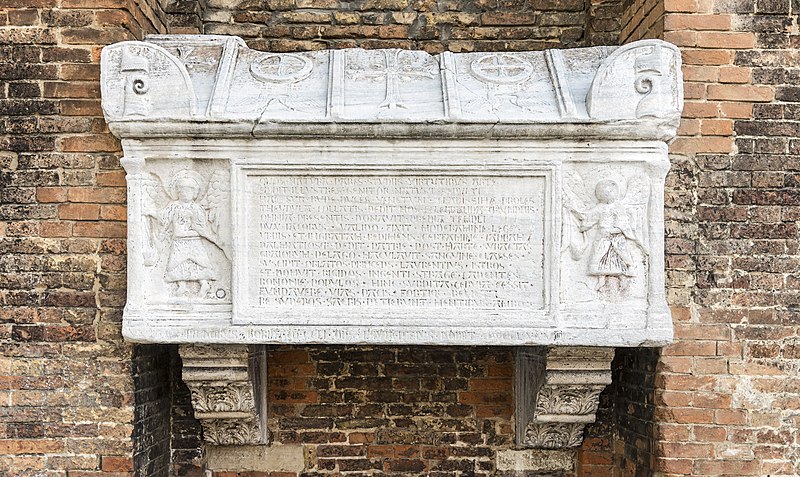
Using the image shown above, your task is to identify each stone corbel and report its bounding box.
[179,344,269,446]
[515,346,613,449]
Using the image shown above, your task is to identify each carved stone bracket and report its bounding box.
[179,344,269,446]
[515,346,613,449]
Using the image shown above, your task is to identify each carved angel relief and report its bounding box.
[562,170,650,300]
[142,169,231,301]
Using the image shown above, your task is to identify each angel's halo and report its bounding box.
[167,169,206,201]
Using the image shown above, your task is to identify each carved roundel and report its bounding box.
[250,53,313,83]
[470,54,534,84]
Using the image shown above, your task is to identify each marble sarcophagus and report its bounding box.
[101,35,682,460]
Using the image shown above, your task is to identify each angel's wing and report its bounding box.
[562,169,592,214]
[621,174,651,250]
[561,169,593,258]
[202,170,229,237]
[202,170,231,261]
[142,173,170,217]
[141,174,171,266]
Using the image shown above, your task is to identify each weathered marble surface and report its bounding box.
[102,35,682,138]
[515,347,614,452]
[101,35,682,347]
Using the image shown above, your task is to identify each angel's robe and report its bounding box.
[583,202,636,277]
[160,200,217,283]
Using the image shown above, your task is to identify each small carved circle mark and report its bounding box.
[470,54,533,84]
[215,288,227,299]
[250,53,313,83]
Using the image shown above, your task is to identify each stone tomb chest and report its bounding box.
[101,35,682,468]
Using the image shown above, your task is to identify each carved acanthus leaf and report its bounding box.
[524,422,585,449]
[535,385,605,415]
[190,382,256,413]
[203,419,262,446]
[180,345,269,446]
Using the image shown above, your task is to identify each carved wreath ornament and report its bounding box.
[470,53,534,84]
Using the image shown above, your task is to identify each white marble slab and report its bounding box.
[101,36,682,346]
[237,168,549,326]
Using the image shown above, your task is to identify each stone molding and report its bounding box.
[515,346,614,450]
[179,344,269,446]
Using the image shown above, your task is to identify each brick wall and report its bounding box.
[617,0,800,473]
[133,345,175,477]
[265,346,513,476]
[200,0,623,52]
[171,352,204,477]
[4,0,799,474]
[0,0,169,476]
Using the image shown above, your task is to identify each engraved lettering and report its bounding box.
[246,174,546,312]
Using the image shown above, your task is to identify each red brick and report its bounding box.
[39,221,72,237]
[657,442,713,458]
[72,222,127,238]
[60,64,100,81]
[694,425,728,442]
[95,171,126,187]
[694,459,759,475]
[67,187,126,204]
[662,340,717,356]
[664,407,714,424]
[58,203,100,220]
[664,13,731,30]
[670,136,734,154]
[682,48,733,65]
[663,0,697,12]
[99,205,126,221]
[0,0,55,6]
[715,409,747,425]
[458,391,511,405]
[36,187,67,203]
[0,439,64,454]
[695,31,756,49]
[467,378,512,391]
[59,100,104,117]
[707,84,774,102]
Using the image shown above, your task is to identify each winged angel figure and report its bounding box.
[142,169,230,299]
[562,171,650,296]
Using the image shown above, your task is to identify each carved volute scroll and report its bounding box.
[515,347,614,449]
[101,41,196,120]
[179,345,269,446]
[586,39,683,123]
